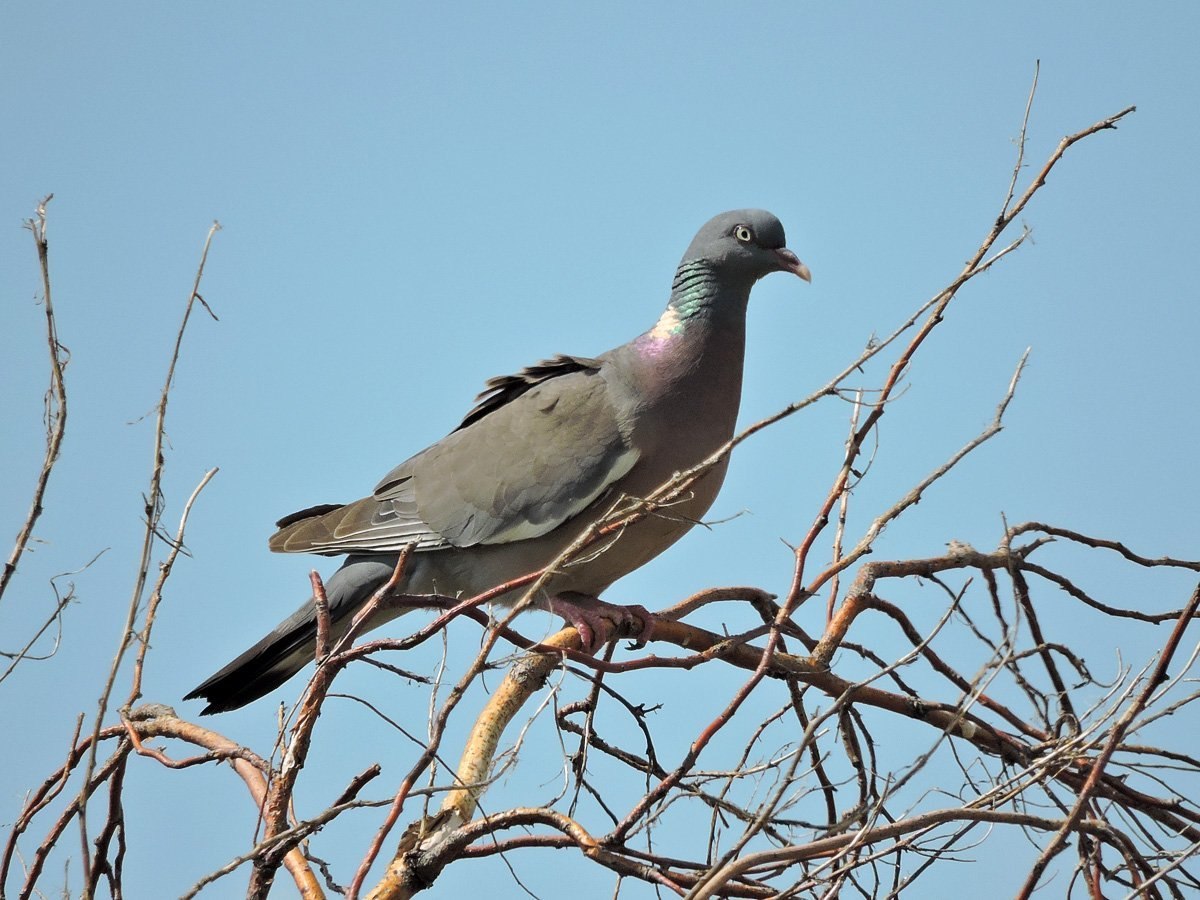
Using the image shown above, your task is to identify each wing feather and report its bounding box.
[269,359,637,556]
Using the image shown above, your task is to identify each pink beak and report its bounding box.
[774,248,812,283]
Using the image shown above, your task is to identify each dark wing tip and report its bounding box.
[274,503,345,530]
[456,354,602,432]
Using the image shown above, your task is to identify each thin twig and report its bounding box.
[3,196,69,606]
[74,221,220,895]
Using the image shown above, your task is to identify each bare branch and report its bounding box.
[73,221,220,893]
[3,196,69,607]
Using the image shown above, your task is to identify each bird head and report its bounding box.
[682,209,811,285]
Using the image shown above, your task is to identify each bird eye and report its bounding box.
[734,225,754,243]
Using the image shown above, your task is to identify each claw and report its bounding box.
[543,592,654,653]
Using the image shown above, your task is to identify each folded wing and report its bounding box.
[268,357,638,555]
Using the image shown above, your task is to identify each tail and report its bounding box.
[184,557,399,714]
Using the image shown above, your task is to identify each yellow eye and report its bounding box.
[734,225,753,243]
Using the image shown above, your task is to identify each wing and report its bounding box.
[454,354,602,431]
[269,357,638,555]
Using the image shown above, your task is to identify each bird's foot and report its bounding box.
[543,592,655,653]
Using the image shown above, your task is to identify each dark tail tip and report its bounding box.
[184,620,317,715]
[184,666,297,715]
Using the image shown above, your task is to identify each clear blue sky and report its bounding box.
[2,4,1197,897]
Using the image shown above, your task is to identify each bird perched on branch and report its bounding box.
[187,209,811,714]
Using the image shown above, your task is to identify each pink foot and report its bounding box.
[543,592,655,652]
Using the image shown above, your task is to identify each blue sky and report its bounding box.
[2,4,1198,897]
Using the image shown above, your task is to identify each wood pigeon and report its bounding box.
[186,209,810,713]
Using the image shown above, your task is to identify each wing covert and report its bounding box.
[269,362,638,555]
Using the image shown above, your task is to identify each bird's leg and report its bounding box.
[541,592,655,653]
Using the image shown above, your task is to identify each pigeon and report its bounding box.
[186,209,810,714]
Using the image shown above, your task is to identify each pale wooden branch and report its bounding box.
[364,628,585,899]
